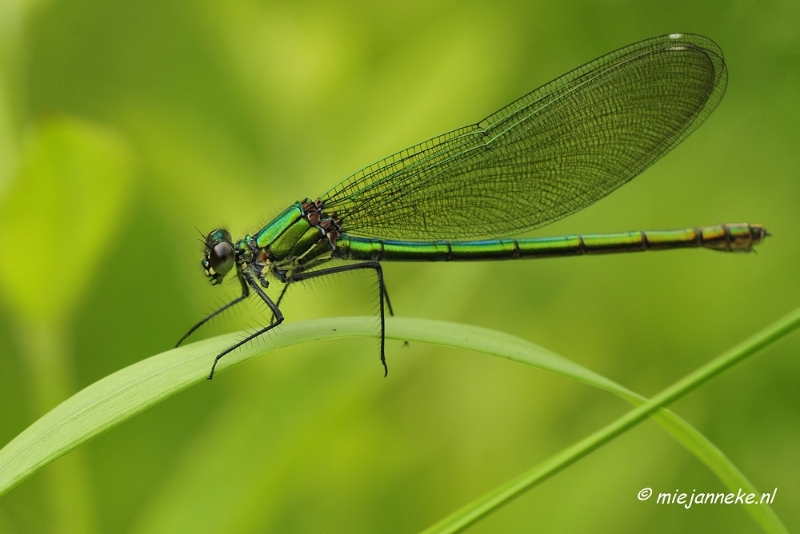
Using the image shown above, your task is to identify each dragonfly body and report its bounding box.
[215,199,766,281]
[180,34,768,379]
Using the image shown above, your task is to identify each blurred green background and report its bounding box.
[0,0,798,532]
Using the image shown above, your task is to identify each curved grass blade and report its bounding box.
[0,313,793,534]
[421,306,800,534]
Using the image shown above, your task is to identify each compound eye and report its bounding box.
[209,241,235,275]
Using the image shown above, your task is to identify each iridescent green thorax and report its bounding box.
[249,199,340,280]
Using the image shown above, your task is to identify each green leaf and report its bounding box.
[0,314,795,534]
[421,306,800,534]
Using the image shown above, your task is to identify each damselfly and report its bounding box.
[177,33,767,379]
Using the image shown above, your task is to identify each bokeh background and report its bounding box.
[0,0,798,532]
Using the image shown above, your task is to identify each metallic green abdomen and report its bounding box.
[334,224,766,262]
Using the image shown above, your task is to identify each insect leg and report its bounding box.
[291,262,388,376]
[208,269,284,380]
[382,279,395,317]
[270,282,291,325]
[176,272,250,347]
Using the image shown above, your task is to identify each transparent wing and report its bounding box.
[320,33,727,240]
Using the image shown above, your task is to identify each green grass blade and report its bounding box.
[0,316,605,498]
[0,313,795,534]
[421,306,800,534]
